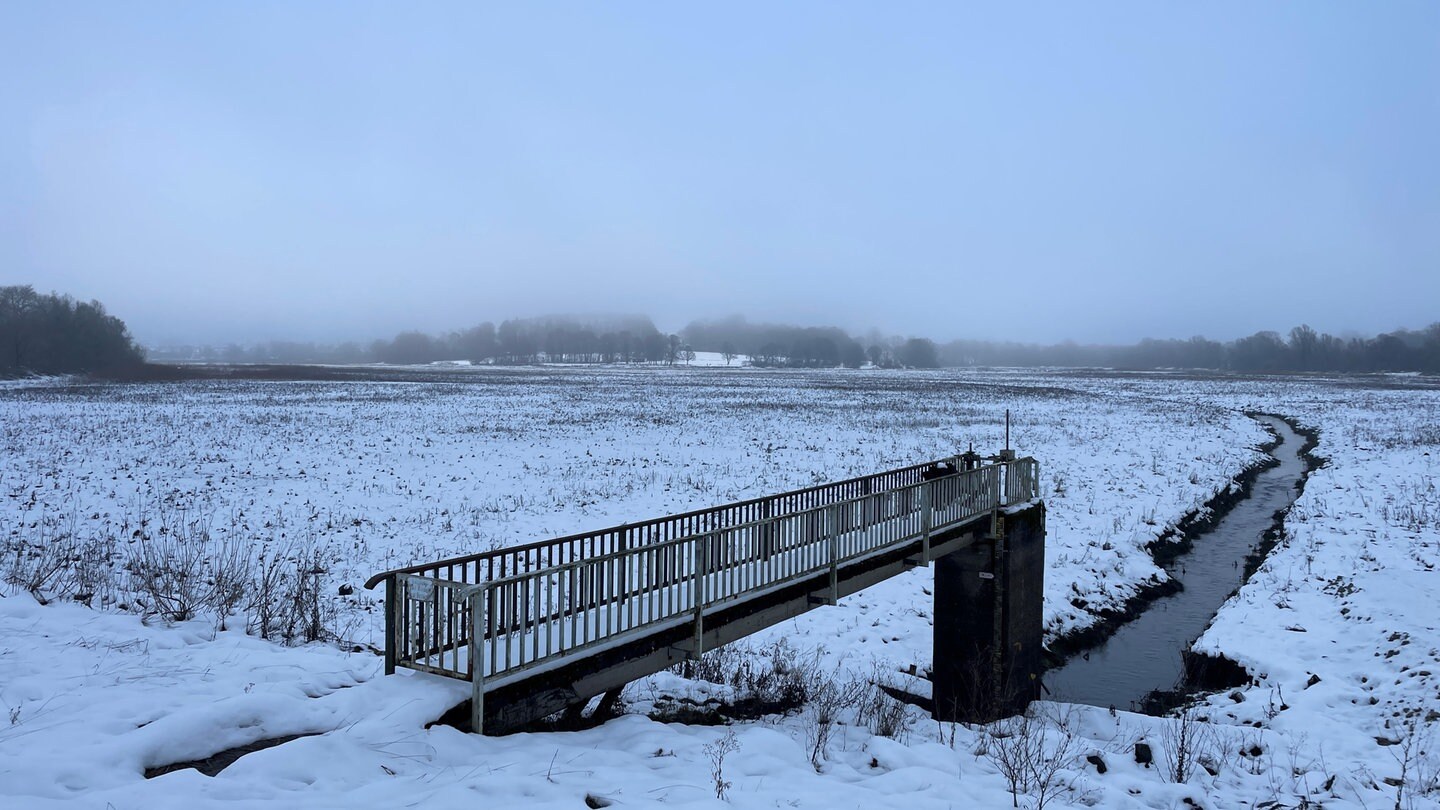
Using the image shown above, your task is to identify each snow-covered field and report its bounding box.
[1,368,1435,808]
[1055,371,1440,808]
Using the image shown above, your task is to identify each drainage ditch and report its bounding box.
[1043,415,1315,712]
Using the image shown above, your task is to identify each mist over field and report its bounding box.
[4,4,1439,348]
[3,4,1440,810]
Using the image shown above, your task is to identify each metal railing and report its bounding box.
[1005,456,1040,505]
[366,459,962,592]
[369,456,1039,728]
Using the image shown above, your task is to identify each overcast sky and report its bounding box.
[3,3,1438,347]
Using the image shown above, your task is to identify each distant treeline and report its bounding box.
[157,315,687,366]
[373,314,683,365]
[0,285,144,376]
[680,316,939,368]
[149,316,1440,374]
[153,314,944,369]
[940,324,1440,373]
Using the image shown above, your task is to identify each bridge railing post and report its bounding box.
[617,532,629,608]
[920,481,933,564]
[989,465,1003,538]
[827,504,840,603]
[383,573,397,675]
[469,585,486,734]
[692,533,708,658]
[761,500,774,561]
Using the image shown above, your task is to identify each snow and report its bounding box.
[680,351,751,367]
[2,368,1436,808]
[0,368,1259,651]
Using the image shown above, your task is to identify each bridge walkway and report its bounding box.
[366,455,1040,733]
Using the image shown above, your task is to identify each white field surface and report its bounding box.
[0,367,1435,808]
[1040,371,1440,807]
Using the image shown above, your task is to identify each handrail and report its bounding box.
[363,455,963,590]
[378,457,1039,689]
[376,456,1040,733]
[444,468,1003,590]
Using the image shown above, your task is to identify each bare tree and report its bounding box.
[896,337,939,369]
[1288,324,1320,370]
[805,672,865,770]
[703,728,740,800]
[1390,710,1439,810]
[985,704,1085,810]
[1159,708,1214,784]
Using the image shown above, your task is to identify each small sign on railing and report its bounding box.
[408,577,436,601]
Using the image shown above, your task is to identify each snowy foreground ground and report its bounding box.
[1,368,1436,808]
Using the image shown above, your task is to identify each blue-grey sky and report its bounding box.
[3,2,1438,346]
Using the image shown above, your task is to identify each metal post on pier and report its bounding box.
[383,574,397,675]
[692,534,708,658]
[920,481,933,565]
[469,586,485,734]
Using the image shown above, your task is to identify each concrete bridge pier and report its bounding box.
[932,502,1046,723]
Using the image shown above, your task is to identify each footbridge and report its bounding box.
[366,452,1045,734]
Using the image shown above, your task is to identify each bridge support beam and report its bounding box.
[932,502,1045,723]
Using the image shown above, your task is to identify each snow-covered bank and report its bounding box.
[1194,386,1440,803]
[0,588,1361,809]
[1020,372,1440,808]
[12,368,1431,809]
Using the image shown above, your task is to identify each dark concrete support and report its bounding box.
[1000,503,1045,709]
[560,700,588,726]
[594,688,624,719]
[932,534,1000,721]
[932,502,1045,723]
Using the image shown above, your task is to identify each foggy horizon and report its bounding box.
[5,4,1438,348]
[129,306,1432,353]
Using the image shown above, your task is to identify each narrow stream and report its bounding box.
[1043,415,1306,711]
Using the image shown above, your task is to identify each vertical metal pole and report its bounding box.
[827,504,839,603]
[546,572,555,657]
[761,500,773,560]
[692,535,708,658]
[532,575,541,662]
[618,531,629,606]
[469,586,485,735]
[991,466,1002,537]
[920,482,933,565]
[430,583,441,662]
[383,574,397,675]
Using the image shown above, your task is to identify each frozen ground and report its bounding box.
[1,368,1435,808]
[1,367,1263,652]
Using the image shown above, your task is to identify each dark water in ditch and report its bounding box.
[1043,416,1305,711]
